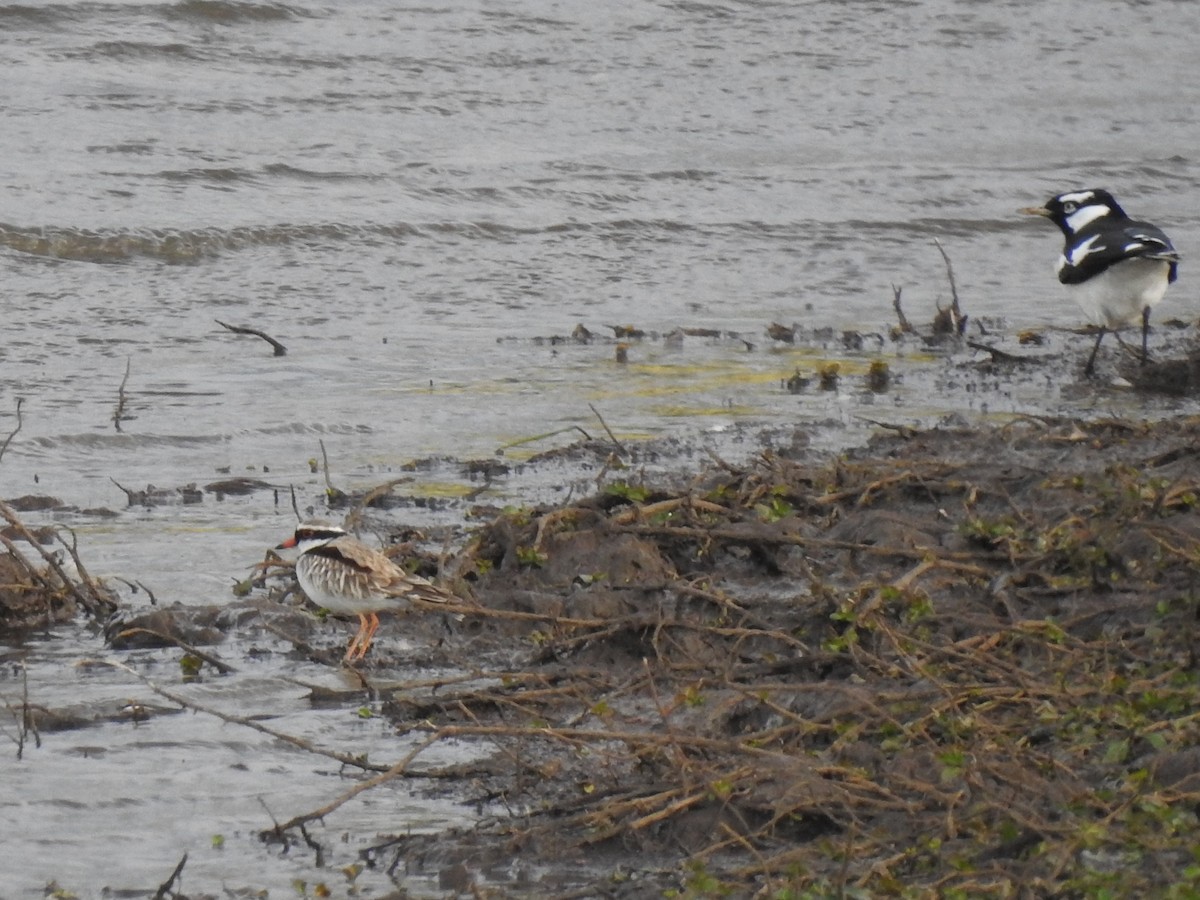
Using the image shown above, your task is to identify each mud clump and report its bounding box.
[355,415,1200,897]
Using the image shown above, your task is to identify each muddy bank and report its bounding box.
[229,414,1197,898]
[5,354,1200,897]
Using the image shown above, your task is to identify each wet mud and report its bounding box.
[18,412,1190,897]
[5,320,1200,897]
[330,414,1199,898]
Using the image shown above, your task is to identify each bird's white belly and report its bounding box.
[1070,258,1172,328]
[295,559,408,615]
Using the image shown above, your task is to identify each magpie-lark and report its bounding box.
[1022,189,1179,376]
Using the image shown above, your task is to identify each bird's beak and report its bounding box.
[276,536,298,549]
[1019,206,1051,217]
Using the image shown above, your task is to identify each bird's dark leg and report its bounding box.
[1084,328,1106,377]
[1140,306,1151,365]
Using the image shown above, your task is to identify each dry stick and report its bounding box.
[268,721,799,839]
[588,402,626,454]
[215,318,287,356]
[344,476,415,532]
[0,397,23,464]
[608,495,729,526]
[112,357,131,432]
[617,522,1000,566]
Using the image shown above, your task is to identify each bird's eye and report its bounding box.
[1062,201,1077,214]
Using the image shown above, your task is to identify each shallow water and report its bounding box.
[2,0,1200,895]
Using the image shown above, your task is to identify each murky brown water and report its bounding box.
[2,0,1199,895]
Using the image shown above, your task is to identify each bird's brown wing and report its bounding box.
[389,575,458,605]
[327,535,458,603]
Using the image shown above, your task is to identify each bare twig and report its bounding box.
[933,239,967,336]
[891,283,913,334]
[345,477,416,532]
[318,439,346,504]
[215,319,287,356]
[588,403,626,454]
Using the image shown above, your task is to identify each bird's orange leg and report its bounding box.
[344,614,370,663]
[358,612,381,660]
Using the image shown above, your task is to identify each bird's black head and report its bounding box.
[1021,188,1127,235]
[277,521,347,551]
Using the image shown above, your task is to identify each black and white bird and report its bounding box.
[277,521,459,663]
[1022,188,1179,376]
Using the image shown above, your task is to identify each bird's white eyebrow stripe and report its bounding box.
[1065,204,1108,232]
[1057,190,1095,205]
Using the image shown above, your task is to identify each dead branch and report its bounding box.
[112,358,132,432]
[967,340,1037,364]
[215,318,287,356]
[0,500,115,619]
[93,658,388,773]
[112,627,237,675]
[891,283,913,335]
[933,238,967,336]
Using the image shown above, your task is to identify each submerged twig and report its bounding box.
[496,426,593,452]
[0,397,23,464]
[113,627,237,675]
[262,732,443,839]
[92,658,388,772]
[112,358,132,432]
[215,319,287,356]
[967,340,1037,364]
[152,853,188,900]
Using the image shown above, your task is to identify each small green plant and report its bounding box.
[607,481,650,503]
[516,545,547,568]
[755,494,794,523]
